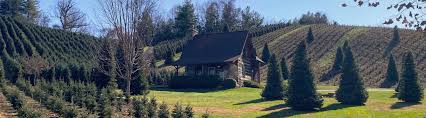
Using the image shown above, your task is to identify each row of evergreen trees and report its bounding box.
[261,40,370,111]
[261,26,423,110]
[0,15,99,67]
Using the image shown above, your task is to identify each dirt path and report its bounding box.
[0,91,17,118]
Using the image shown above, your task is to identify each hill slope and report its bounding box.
[253,24,426,87]
[0,16,100,67]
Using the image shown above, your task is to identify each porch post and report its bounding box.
[175,65,179,76]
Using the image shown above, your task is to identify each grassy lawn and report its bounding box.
[140,86,426,118]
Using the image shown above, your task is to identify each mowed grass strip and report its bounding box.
[140,86,426,118]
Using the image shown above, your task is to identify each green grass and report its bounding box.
[140,86,426,118]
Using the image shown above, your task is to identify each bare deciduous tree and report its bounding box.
[98,0,151,99]
[20,55,49,85]
[37,12,50,27]
[55,0,88,32]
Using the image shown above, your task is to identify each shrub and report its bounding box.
[222,79,237,89]
[243,80,263,88]
[62,108,78,118]
[18,106,42,118]
[169,76,222,89]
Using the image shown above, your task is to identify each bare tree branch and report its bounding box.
[55,0,88,32]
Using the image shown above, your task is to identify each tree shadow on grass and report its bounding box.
[390,102,420,109]
[151,88,223,93]
[258,107,316,118]
[259,103,357,118]
[321,103,357,111]
[234,98,270,105]
[262,104,288,111]
[390,92,397,98]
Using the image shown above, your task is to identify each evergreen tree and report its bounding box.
[204,2,220,33]
[184,105,193,118]
[381,54,399,88]
[175,0,197,38]
[241,6,263,30]
[221,0,239,32]
[306,27,314,44]
[336,44,368,105]
[133,97,149,118]
[287,42,323,110]
[148,97,158,118]
[261,43,271,64]
[99,88,114,118]
[397,52,424,103]
[2,56,22,83]
[158,102,170,118]
[332,47,343,71]
[0,0,39,22]
[280,57,289,80]
[384,26,400,57]
[23,0,39,23]
[131,70,149,95]
[172,103,186,118]
[99,39,118,89]
[261,54,286,100]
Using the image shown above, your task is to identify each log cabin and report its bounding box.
[174,31,264,87]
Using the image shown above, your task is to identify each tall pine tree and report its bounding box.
[397,52,423,103]
[332,47,343,71]
[336,43,368,105]
[306,27,314,44]
[280,57,289,80]
[381,54,399,88]
[287,42,323,110]
[261,43,271,64]
[204,2,220,33]
[261,54,286,100]
[175,0,197,38]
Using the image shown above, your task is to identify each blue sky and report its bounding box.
[38,0,397,33]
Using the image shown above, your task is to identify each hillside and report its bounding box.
[253,24,426,87]
[0,16,100,67]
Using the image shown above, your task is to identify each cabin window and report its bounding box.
[208,67,216,75]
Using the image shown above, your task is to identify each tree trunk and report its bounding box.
[126,79,131,98]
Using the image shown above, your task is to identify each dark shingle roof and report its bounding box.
[175,31,249,65]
